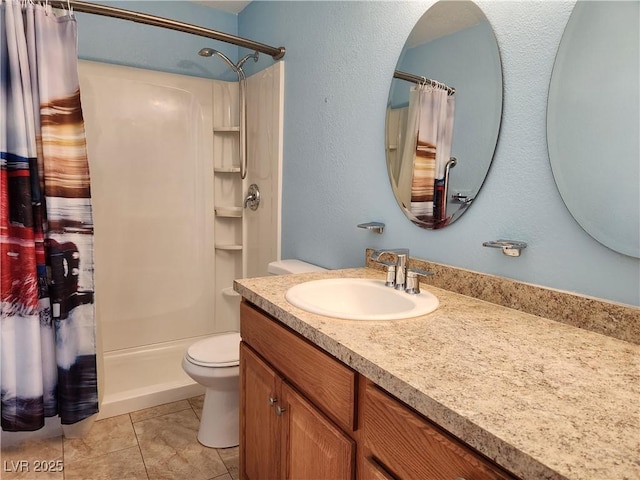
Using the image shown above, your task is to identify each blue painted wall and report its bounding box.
[72,0,639,306]
[76,1,239,80]
[239,0,640,306]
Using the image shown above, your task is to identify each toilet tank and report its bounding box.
[267,259,327,275]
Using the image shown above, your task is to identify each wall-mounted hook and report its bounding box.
[357,222,385,234]
[482,240,527,257]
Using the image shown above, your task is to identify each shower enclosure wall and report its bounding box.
[77,60,283,420]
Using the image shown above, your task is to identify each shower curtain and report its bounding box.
[409,85,455,226]
[0,0,98,431]
[396,86,420,211]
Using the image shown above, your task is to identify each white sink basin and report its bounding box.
[285,278,439,320]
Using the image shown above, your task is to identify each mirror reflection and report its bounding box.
[547,1,639,258]
[386,0,502,229]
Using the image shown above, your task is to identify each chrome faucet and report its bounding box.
[370,248,410,291]
[370,249,433,294]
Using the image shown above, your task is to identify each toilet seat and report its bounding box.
[186,332,241,368]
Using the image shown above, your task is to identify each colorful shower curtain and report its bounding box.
[409,85,455,227]
[0,0,98,431]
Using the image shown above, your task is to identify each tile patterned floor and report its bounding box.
[1,396,238,480]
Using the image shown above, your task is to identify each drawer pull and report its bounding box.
[269,396,278,406]
[276,405,287,416]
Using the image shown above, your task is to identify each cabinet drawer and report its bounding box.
[360,457,396,480]
[361,379,515,480]
[240,301,356,432]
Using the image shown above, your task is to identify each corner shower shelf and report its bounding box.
[215,206,243,218]
[214,166,241,173]
[221,287,240,298]
[215,244,243,251]
[213,126,240,133]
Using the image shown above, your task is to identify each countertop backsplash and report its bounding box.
[365,249,640,345]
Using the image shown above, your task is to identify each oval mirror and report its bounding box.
[547,1,639,258]
[386,0,502,229]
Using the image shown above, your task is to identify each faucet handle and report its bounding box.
[404,269,434,295]
[384,265,396,287]
[405,271,421,294]
[408,268,433,277]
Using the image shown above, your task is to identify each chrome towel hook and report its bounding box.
[357,222,385,234]
[483,240,527,257]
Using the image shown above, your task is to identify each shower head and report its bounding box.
[198,47,215,57]
[198,47,238,72]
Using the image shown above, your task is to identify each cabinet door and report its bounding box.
[240,343,281,480]
[281,382,355,480]
[241,302,357,432]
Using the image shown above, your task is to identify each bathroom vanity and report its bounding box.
[234,267,639,480]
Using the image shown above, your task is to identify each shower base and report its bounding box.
[98,337,207,420]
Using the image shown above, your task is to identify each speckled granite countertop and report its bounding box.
[234,268,640,480]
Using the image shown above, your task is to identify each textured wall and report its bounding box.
[76,1,239,80]
[72,0,639,306]
[239,0,639,306]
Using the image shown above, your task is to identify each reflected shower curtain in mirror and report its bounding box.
[409,86,455,226]
[395,86,421,210]
[0,0,98,431]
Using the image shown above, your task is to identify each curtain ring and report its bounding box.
[427,79,436,92]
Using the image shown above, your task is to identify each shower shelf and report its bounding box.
[221,287,240,298]
[213,126,240,133]
[215,244,243,251]
[215,206,243,218]
[214,166,241,173]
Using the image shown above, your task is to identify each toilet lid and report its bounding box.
[186,332,241,367]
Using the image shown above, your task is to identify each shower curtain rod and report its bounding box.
[394,70,455,95]
[46,0,286,60]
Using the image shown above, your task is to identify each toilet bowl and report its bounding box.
[182,331,241,448]
[182,259,326,448]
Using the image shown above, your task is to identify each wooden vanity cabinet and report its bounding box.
[240,301,516,480]
[240,302,356,479]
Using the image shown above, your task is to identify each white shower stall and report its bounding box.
[78,60,283,419]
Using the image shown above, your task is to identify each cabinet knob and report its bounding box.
[275,406,287,416]
[268,396,278,406]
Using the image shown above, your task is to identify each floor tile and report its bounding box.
[211,473,232,480]
[63,445,148,480]
[217,446,239,480]
[188,395,205,419]
[130,400,191,424]
[1,396,236,480]
[0,436,64,480]
[134,409,228,480]
[63,414,137,462]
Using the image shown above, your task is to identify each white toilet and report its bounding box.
[182,259,326,448]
